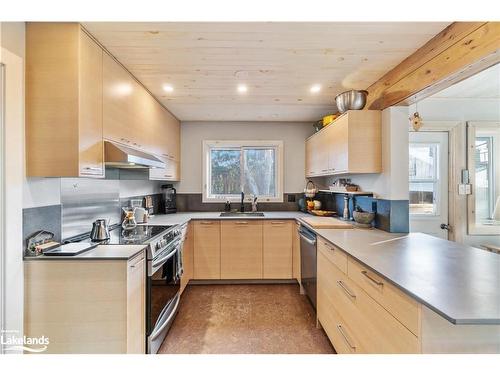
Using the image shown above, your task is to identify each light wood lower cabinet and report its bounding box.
[24,251,146,354]
[263,221,293,279]
[193,221,221,279]
[181,223,193,294]
[126,254,146,354]
[318,248,419,353]
[347,256,420,335]
[221,220,263,279]
[190,219,294,281]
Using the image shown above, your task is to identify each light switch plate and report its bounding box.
[458,184,472,195]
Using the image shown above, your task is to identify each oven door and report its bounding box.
[147,239,181,353]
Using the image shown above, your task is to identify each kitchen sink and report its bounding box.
[219,212,265,217]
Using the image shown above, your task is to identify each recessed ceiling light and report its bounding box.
[310,84,321,93]
[237,84,248,93]
[163,84,174,93]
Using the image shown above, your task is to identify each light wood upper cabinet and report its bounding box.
[149,155,180,181]
[102,52,136,146]
[26,23,104,178]
[263,221,293,279]
[305,110,381,177]
[103,51,181,164]
[193,221,221,279]
[221,221,263,279]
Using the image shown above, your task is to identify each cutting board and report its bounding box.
[301,216,354,229]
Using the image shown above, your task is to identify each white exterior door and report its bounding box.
[409,132,449,239]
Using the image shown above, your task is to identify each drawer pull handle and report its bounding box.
[361,270,384,287]
[83,167,102,171]
[323,242,334,251]
[336,324,356,350]
[235,221,249,224]
[200,221,213,225]
[337,280,356,299]
[271,221,285,224]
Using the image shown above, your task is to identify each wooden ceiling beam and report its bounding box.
[365,22,500,109]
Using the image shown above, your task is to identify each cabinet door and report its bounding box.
[292,222,301,281]
[193,221,221,279]
[127,253,145,354]
[149,156,179,181]
[263,221,293,279]
[221,221,263,279]
[181,224,193,294]
[305,136,315,177]
[103,53,135,145]
[329,117,349,174]
[78,30,104,177]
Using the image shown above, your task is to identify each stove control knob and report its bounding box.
[155,242,161,250]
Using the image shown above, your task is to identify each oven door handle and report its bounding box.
[150,294,180,341]
[152,241,180,269]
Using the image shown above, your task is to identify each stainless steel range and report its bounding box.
[69,223,185,354]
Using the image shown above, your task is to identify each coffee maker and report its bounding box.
[162,184,177,214]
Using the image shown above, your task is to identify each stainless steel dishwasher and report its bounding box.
[299,225,317,308]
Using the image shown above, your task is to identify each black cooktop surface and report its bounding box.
[91,225,174,245]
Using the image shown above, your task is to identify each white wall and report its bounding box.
[177,121,314,194]
[1,21,25,349]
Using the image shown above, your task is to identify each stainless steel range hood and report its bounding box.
[104,141,165,169]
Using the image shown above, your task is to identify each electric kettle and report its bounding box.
[90,219,110,241]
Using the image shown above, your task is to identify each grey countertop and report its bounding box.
[25,210,500,324]
[306,224,500,325]
[25,244,146,261]
[147,211,309,226]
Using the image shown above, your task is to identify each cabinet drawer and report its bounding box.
[317,237,347,274]
[318,253,364,354]
[319,251,419,353]
[347,257,420,336]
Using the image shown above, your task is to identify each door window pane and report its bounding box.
[475,137,493,222]
[243,148,276,196]
[409,182,436,214]
[210,149,241,195]
[409,144,437,180]
[409,143,439,215]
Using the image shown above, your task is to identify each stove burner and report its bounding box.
[89,225,174,245]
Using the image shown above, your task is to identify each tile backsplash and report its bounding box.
[316,191,409,233]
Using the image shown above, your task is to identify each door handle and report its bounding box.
[440,223,451,231]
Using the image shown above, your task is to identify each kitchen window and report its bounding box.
[467,122,500,235]
[203,140,283,202]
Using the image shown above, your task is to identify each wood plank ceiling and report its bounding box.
[83,22,450,122]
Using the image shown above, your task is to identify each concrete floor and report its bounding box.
[159,284,335,354]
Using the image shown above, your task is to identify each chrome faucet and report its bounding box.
[240,192,245,212]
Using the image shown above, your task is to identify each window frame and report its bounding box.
[202,140,284,203]
[467,122,500,235]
